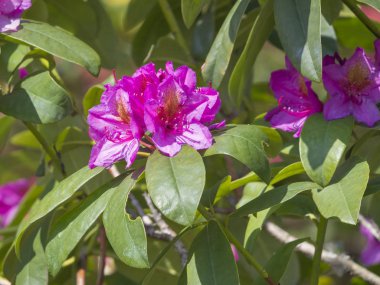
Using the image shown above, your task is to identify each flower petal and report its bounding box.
[323,95,352,121]
[352,98,380,127]
[178,123,213,150]
[152,131,182,157]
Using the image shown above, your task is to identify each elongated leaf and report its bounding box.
[229,0,274,104]
[181,0,208,28]
[124,0,158,31]
[205,125,270,182]
[274,0,322,81]
[202,0,250,88]
[232,182,321,217]
[312,158,369,224]
[45,176,125,276]
[103,172,149,268]
[4,21,100,75]
[184,221,239,285]
[15,166,104,254]
[255,239,307,285]
[0,72,72,124]
[146,146,206,225]
[0,117,14,152]
[358,0,380,11]
[270,162,305,185]
[300,114,353,187]
[82,85,103,117]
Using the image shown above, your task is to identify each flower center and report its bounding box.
[158,88,185,132]
[345,62,371,97]
[117,100,130,124]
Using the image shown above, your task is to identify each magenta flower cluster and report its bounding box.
[266,41,380,137]
[0,0,31,33]
[88,62,220,169]
[0,178,33,227]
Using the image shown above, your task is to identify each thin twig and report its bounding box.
[359,214,380,241]
[96,226,106,285]
[142,192,188,267]
[265,221,380,285]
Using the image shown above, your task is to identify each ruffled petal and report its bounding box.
[0,14,20,32]
[323,95,352,121]
[178,123,212,150]
[352,98,380,127]
[152,131,182,157]
[196,87,221,123]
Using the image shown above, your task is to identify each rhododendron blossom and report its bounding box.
[88,62,220,168]
[0,178,33,227]
[265,57,323,137]
[323,45,380,126]
[360,218,380,266]
[0,0,31,33]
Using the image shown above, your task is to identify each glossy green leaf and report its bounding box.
[300,114,353,187]
[270,162,305,185]
[45,176,125,276]
[255,238,307,285]
[15,166,104,254]
[0,72,72,124]
[312,158,370,224]
[183,221,239,285]
[124,0,158,31]
[358,0,380,11]
[274,0,322,81]
[181,0,208,28]
[229,0,274,104]
[11,130,40,149]
[205,125,270,182]
[103,172,149,268]
[82,85,103,117]
[232,182,321,217]
[4,21,100,75]
[202,0,250,88]
[146,146,206,225]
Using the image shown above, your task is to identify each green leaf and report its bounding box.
[146,146,206,225]
[103,172,149,268]
[181,0,208,28]
[232,182,321,217]
[312,158,370,224]
[183,221,239,285]
[357,0,380,11]
[229,0,275,104]
[45,176,125,276]
[202,0,250,88]
[300,114,353,187]
[11,130,40,149]
[255,238,307,285]
[274,0,322,81]
[124,0,158,31]
[82,85,103,117]
[0,116,14,152]
[15,166,104,254]
[4,20,100,75]
[0,72,72,124]
[205,125,270,182]
[270,162,305,185]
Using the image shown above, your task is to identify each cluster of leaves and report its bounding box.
[0,0,380,285]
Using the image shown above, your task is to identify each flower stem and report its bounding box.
[23,121,66,177]
[310,216,328,285]
[157,0,192,56]
[197,205,276,285]
[342,0,380,38]
[137,151,151,158]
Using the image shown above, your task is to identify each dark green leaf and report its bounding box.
[181,0,208,28]
[15,166,104,254]
[45,176,125,276]
[103,172,149,268]
[146,146,206,225]
[270,162,305,184]
[274,0,322,81]
[312,158,369,224]
[183,221,239,285]
[205,125,270,182]
[124,0,158,31]
[300,114,353,187]
[0,116,14,152]
[232,182,321,217]
[229,0,275,104]
[202,0,250,88]
[0,72,72,124]
[4,21,100,75]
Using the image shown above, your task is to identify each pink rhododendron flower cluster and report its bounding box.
[88,62,221,168]
[0,178,33,227]
[0,0,31,33]
[264,57,323,138]
[266,41,380,136]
